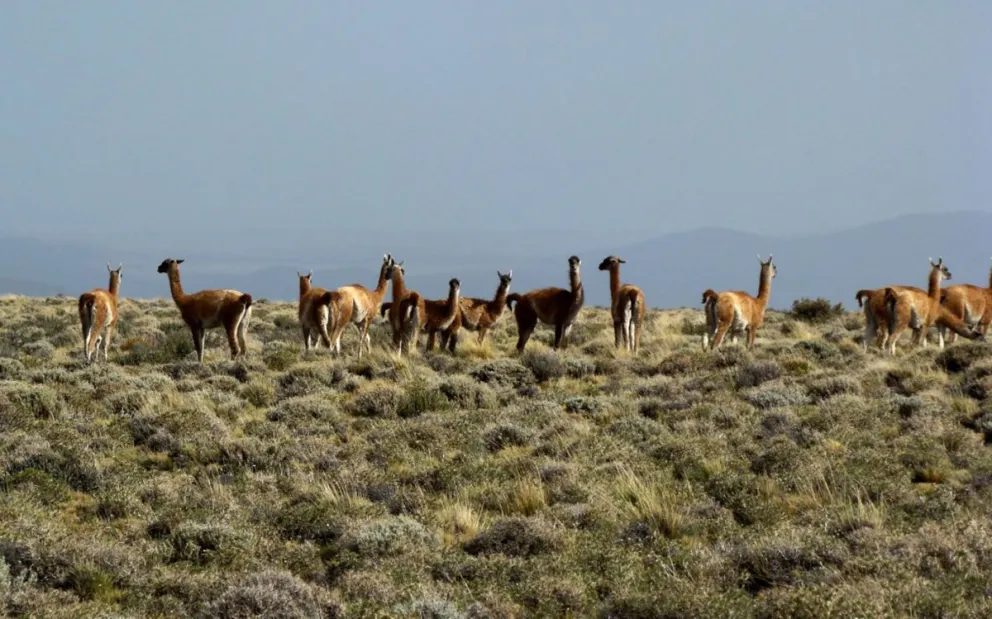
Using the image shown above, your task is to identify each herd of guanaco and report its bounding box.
[73,252,990,364]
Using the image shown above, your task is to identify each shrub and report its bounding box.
[398,376,449,418]
[563,396,602,416]
[276,499,346,545]
[521,351,565,382]
[795,339,840,360]
[348,385,403,418]
[7,445,102,492]
[200,571,338,619]
[348,516,439,557]
[463,518,557,558]
[741,382,810,410]
[483,424,533,452]
[394,598,464,619]
[438,375,497,409]
[562,357,596,379]
[681,317,708,336]
[22,340,56,361]
[0,358,25,380]
[170,522,248,566]
[733,531,847,593]
[241,379,277,407]
[263,343,300,372]
[105,389,150,416]
[936,342,992,373]
[806,375,861,402]
[736,361,782,389]
[470,359,535,391]
[0,383,63,419]
[789,297,845,324]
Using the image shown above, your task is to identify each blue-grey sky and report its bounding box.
[1,2,989,248]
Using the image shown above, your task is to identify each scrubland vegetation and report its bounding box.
[3,294,992,618]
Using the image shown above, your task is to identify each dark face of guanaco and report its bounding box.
[156,258,185,274]
[597,256,625,271]
[497,270,512,287]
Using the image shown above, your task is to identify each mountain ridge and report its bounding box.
[2,211,989,310]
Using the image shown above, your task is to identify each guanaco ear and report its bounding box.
[176,259,185,265]
[106,262,112,273]
[618,258,626,263]
[508,269,512,278]
[116,263,123,273]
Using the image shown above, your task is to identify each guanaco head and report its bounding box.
[297,270,313,295]
[106,262,123,280]
[497,270,513,287]
[757,254,777,279]
[568,255,581,272]
[597,256,625,271]
[156,258,184,274]
[449,278,461,294]
[384,260,405,282]
[929,257,951,281]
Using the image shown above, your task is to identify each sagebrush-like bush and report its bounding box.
[789,297,845,324]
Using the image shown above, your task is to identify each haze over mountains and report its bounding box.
[2,211,988,311]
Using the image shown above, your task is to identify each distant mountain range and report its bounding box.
[2,211,989,310]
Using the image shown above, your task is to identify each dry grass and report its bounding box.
[1,295,992,617]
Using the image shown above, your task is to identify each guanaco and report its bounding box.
[297,270,337,351]
[439,270,513,353]
[421,278,461,352]
[506,256,584,353]
[884,257,962,354]
[858,258,949,352]
[156,258,253,362]
[598,256,645,354]
[702,254,776,350]
[78,263,123,363]
[383,259,425,356]
[939,258,992,345]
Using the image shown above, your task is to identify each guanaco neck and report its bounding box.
[570,268,583,298]
[608,266,621,304]
[756,265,773,308]
[489,281,510,312]
[167,266,187,306]
[108,274,121,299]
[927,267,942,302]
[373,263,391,302]
[391,271,407,302]
[444,285,460,319]
[299,277,311,299]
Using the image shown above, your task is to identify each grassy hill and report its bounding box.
[2,296,992,617]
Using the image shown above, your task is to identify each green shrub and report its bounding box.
[522,351,564,382]
[789,297,845,324]
[348,385,404,418]
[463,518,557,558]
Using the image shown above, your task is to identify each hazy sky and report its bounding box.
[2,2,989,245]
